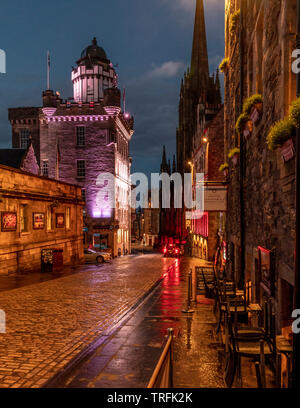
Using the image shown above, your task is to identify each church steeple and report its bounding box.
[160,145,168,174]
[190,0,209,95]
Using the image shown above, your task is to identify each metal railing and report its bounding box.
[147,328,174,388]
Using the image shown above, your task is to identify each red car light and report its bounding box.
[163,248,167,254]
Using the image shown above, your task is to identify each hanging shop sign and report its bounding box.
[204,186,227,212]
[1,212,17,231]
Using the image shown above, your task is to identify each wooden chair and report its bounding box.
[224,302,273,388]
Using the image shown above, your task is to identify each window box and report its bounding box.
[228,148,240,166]
[280,138,295,162]
[250,102,263,124]
[267,118,294,151]
[219,163,229,177]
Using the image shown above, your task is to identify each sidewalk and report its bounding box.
[0,254,173,388]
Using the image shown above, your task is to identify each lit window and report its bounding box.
[19,129,30,149]
[42,160,49,177]
[47,206,53,230]
[77,160,86,178]
[66,208,70,229]
[76,127,86,146]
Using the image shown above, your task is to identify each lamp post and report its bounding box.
[188,161,195,245]
[293,0,300,389]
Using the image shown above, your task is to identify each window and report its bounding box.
[42,160,49,177]
[66,208,70,229]
[77,160,86,178]
[76,126,86,146]
[20,204,28,232]
[47,206,53,230]
[19,129,30,149]
[81,189,86,201]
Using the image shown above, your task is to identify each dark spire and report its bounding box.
[172,155,176,173]
[160,145,168,173]
[168,159,171,175]
[190,0,209,94]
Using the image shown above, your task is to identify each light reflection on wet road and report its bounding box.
[59,257,224,388]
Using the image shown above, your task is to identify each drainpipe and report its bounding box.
[238,0,245,289]
[293,0,300,389]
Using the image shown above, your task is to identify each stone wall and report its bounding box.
[224,0,297,332]
[0,165,84,275]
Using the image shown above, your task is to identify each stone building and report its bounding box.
[8,38,134,257]
[141,190,160,248]
[176,0,225,261]
[224,0,297,337]
[0,164,84,275]
[190,107,226,261]
[158,146,183,246]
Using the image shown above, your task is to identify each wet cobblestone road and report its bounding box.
[58,257,225,388]
[0,254,174,388]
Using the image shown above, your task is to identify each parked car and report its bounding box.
[84,248,112,264]
[162,244,182,258]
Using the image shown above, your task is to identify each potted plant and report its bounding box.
[235,113,252,138]
[228,147,240,166]
[219,163,229,177]
[219,57,229,74]
[266,117,295,162]
[243,94,263,124]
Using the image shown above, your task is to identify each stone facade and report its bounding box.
[0,164,84,275]
[191,108,225,261]
[175,0,225,261]
[224,0,297,334]
[8,39,134,258]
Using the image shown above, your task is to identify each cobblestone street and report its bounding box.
[56,257,225,388]
[0,254,174,388]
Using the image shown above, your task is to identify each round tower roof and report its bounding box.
[79,37,108,63]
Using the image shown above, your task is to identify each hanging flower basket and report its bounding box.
[228,148,240,166]
[280,138,295,162]
[236,113,251,138]
[219,163,229,177]
[267,117,294,151]
[250,102,263,124]
[232,154,239,166]
[243,120,253,138]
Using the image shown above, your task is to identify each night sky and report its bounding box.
[0,0,224,177]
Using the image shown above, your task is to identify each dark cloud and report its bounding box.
[0,0,224,175]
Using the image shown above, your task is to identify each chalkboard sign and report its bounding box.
[41,249,53,272]
[195,266,215,297]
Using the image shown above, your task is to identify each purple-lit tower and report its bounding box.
[9,38,134,257]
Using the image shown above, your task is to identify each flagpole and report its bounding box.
[47,51,50,90]
[123,87,126,113]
